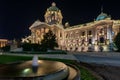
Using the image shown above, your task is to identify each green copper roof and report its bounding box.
[48,2,59,11]
[96,12,110,21]
[48,6,59,11]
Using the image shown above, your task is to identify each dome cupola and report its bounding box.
[96,7,111,21]
[96,12,111,21]
[44,2,63,25]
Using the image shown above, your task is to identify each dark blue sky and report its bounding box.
[0,0,120,40]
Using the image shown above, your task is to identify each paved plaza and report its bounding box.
[3,51,120,67]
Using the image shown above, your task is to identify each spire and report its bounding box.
[101,5,103,13]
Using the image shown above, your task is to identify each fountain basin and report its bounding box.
[0,60,69,80]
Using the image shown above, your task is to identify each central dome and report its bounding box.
[48,2,59,11]
[44,2,63,25]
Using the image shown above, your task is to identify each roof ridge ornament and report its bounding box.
[101,5,103,13]
[52,2,56,6]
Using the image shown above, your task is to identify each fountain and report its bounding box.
[0,55,80,80]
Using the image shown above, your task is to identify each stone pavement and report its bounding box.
[68,51,120,58]
[72,52,120,66]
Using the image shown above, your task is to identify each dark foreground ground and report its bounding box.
[80,62,120,80]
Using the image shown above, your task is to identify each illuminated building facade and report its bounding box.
[0,39,8,48]
[23,2,120,52]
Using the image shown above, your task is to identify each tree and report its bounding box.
[114,32,120,51]
[1,45,10,52]
[40,30,58,51]
[21,43,41,51]
[21,43,32,51]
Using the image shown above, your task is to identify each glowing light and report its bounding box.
[106,39,109,45]
[0,52,3,55]
[22,68,32,74]
[103,45,108,51]
[95,40,97,45]
[94,45,99,51]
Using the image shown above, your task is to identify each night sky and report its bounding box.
[0,0,120,40]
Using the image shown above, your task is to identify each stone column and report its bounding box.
[85,30,87,41]
[41,28,43,40]
[105,26,107,45]
[108,25,113,51]
[44,27,46,34]
[109,25,113,43]
[94,28,98,42]
[92,28,95,44]
[31,30,35,43]
[34,30,36,43]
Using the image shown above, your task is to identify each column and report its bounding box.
[94,28,98,44]
[92,29,95,44]
[109,25,113,51]
[41,28,43,40]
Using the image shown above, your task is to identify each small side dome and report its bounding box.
[47,2,59,11]
[96,12,110,21]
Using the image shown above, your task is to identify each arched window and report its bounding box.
[100,37,104,43]
[60,32,62,37]
[89,39,92,44]
[82,32,85,36]
[88,31,92,35]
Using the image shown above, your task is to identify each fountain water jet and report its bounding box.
[32,55,39,73]
[32,55,38,67]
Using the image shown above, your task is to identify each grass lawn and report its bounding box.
[0,55,97,80]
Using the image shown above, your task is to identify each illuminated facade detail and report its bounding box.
[23,2,120,52]
[0,39,8,48]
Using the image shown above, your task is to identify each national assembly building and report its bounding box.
[22,2,120,52]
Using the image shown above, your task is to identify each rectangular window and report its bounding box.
[82,32,85,36]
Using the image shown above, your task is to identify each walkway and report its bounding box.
[73,52,120,66]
